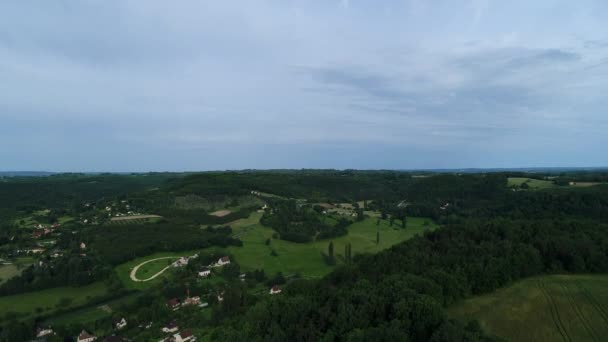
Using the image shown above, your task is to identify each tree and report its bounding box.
[376,231,380,244]
[328,242,334,260]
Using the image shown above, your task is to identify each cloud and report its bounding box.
[1,1,608,170]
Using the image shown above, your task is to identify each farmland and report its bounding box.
[449,274,608,342]
[0,281,109,321]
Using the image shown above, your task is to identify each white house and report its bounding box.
[183,296,201,306]
[77,330,97,342]
[269,285,282,295]
[114,317,127,330]
[80,242,86,250]
[36,326,54,338]
[174,330,195,342]
[198,268,211,278]
[216,256,230,267]
[173,257,189,268]
[162,321,179,333]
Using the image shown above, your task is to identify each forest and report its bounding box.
[0,170,607,341]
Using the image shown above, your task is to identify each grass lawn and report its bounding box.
[448,274,608,342]
[114,250,201,290]
[0,264,21,285]
[0,281,109,321]
[58,215,74,224]
[224,214,437,278]
[45,292,142,327]
[0,257,34,285]
[508,177,556,189]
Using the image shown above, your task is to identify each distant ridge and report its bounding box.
[0,171,55,177]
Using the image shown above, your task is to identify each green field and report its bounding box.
[116,213,436,288]
[449,275,608,342]
[0,282,109,321]
[0,265,21,285]
[225,213,437,278]
[0,257,34,285]
[45,292,142,327]
[508,177,556,189]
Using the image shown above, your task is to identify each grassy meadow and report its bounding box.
[225,213,437,278]
[0,281,109,321]
[449,274,608,342]
[0,264,21,285]
[45,292,142,327]
[508,177,556,189]
[115,212,437,288]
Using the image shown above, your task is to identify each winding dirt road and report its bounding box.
[129,256,180,282]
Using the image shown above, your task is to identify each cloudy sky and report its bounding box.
[2,1,608,171]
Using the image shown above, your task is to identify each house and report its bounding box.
[162,321,179,333]
[36,326,54,338]
[216,256,230,267]
[217,292,224,302]
[173,257,189,268]
[174,330,195,342]
[77,330,97,342]
[198,268,211,278]
[269,285,282,295]
[80,242,86,250]
[183,296,201,306]
[114,317,127,330]
[166,298,181,311]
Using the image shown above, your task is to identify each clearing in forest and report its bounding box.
[223,214,437,278]
[508,177,556,189]
[448,274,608,342]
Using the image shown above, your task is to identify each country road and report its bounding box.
[129,256,180,282]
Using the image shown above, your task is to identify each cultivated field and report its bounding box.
[449,274,608,342]
[0,282,109,321]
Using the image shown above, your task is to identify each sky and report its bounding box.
[1,0,608,171]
